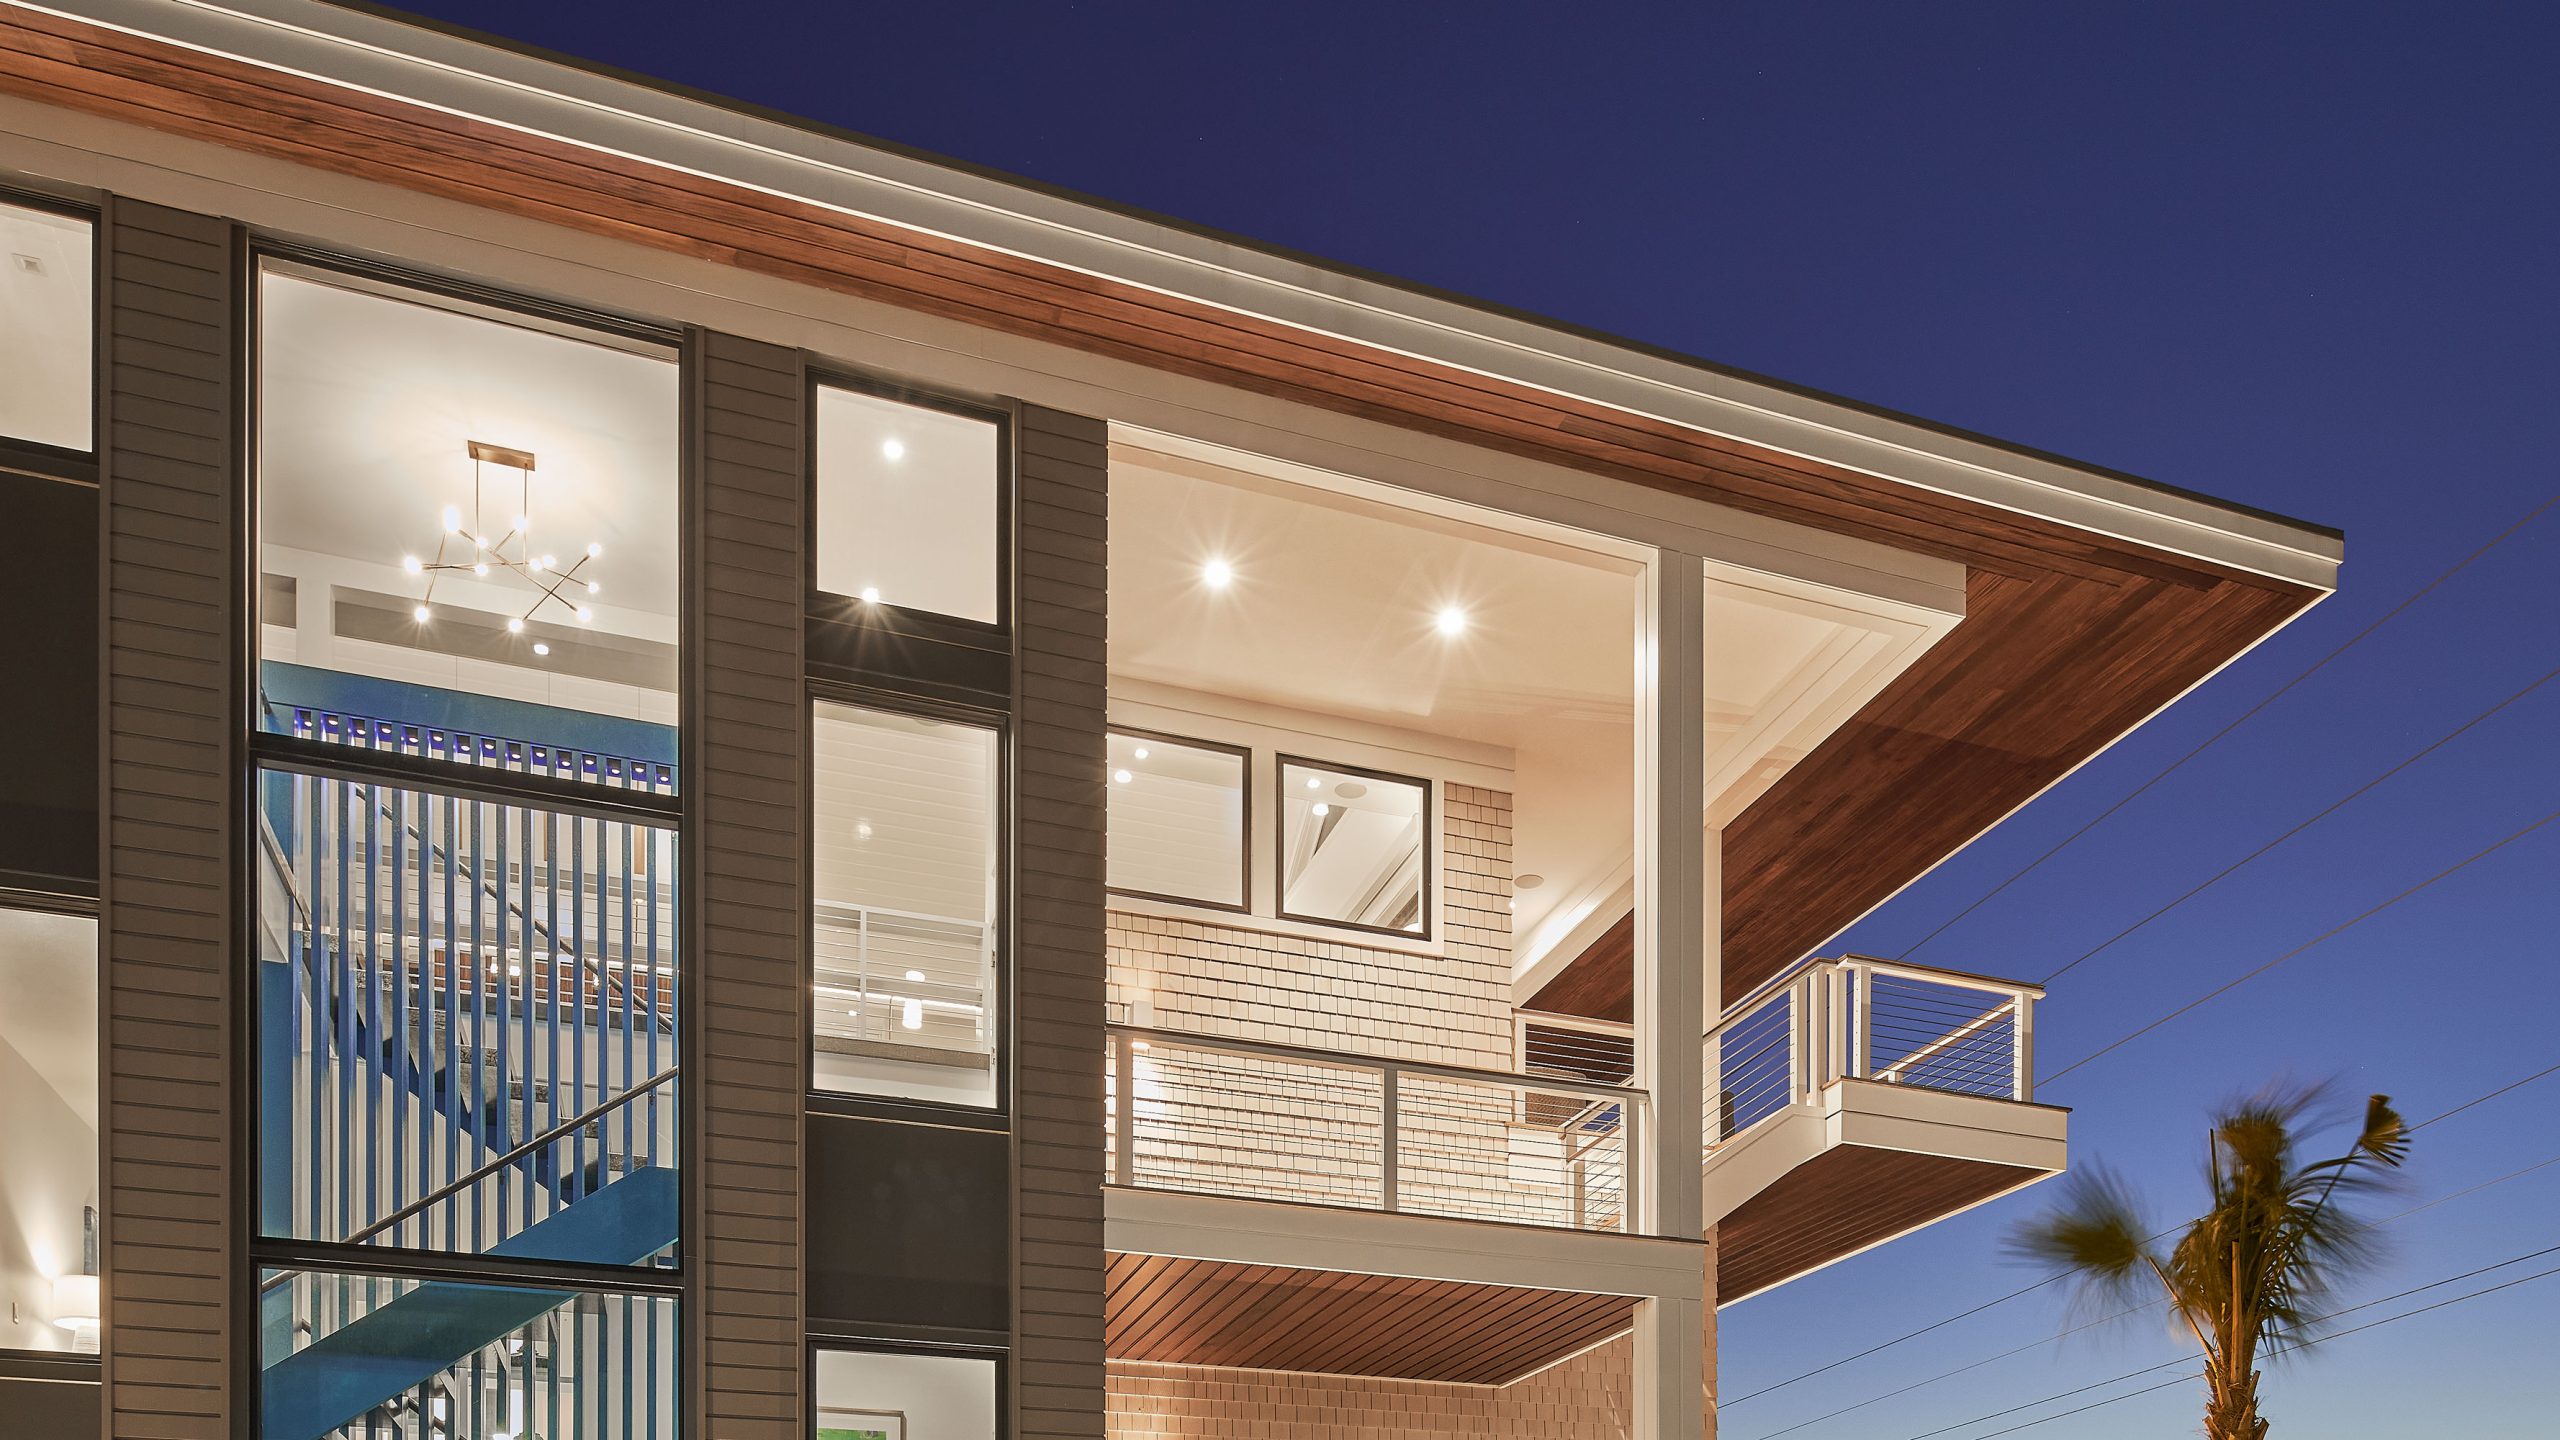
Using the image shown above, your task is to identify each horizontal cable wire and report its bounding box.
[2041,807,2559,1084]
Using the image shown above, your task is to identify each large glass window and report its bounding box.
[0,907,99,1356]
[255,261,681,791]
[257,1267,676,1440]
[1106,730,1247,909]
[0,198,92,453]
[253,767,681,1266]
[1277,757,1431,936]
[812,701,1001,1108]
[815,384,1002,626]
[816,1347,997,1440]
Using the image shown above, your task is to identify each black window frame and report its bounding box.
[0,183,101,481]
[1272,752,1436,941]
[1103,725,1253,916]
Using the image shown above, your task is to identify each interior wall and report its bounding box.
[0,1002,97,1353]
[1106,1335,1632,1439]
[814,1348,998,1438]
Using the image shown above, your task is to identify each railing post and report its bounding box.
[2013,993,2036,1102]
[1789,973,1814,1104]
[1623,1098,1644,1234]
[1849,962,1873,1079]
[1824,963,1848,1088]
[1110,1030,1135,1187]
[1379,1065,1400,1213]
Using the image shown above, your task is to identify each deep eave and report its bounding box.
[0,0,2340,1000]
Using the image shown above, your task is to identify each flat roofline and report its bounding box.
[33,0,2340,585]
[330,2,2335,546]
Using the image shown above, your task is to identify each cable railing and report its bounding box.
[1704,955,2041,1151]
[1106,1024,1647,1234]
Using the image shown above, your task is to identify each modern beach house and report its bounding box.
[0,3,2344,1437]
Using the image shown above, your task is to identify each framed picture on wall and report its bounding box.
[818,1408,907,1440]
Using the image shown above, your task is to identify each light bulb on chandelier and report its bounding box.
[407,441,607,638]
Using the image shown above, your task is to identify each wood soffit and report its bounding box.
[1104,1252,1640,1386]
[0,12,2325,1007]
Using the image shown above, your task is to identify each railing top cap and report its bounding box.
[1109,1022,1648,1103]
[1829,953,2047,998]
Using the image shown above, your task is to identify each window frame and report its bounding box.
[807,1336,1010,1440]
[0,184,100,486]
[1272,752,1436,941]
[803,680,1014,1123]
[1103,725,1254,916]
[805,367,1015,645]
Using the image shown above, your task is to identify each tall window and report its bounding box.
[250,257,684,1438]
[0,907,99,1357]
[0,196,91,454]
[814,383,1003,626]
[812,700,1002,1108]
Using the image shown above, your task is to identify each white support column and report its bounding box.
[1635,549,1710,1440]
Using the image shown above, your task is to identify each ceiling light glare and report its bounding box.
[587,541,604,559]
[513,514,531,536]
[1435,605,1468,637]
[575,607,594,623]
[1201,556,1234,590]
[506,617,525,634]
[860,586,881,604]
[881,438,906,462]
[442,505,462,534]
[401,555,423,575]
[412,605,432,623]
[473,562,490,577]
[587,581,601,595]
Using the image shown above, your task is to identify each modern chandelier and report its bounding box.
[405,440,603,635]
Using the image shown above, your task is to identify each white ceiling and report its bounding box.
[0,909,98,1133]
[257,266,681,619]
[1106,440,1956,977]
[0,201,92,451]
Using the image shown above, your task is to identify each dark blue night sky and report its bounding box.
[381,2,2559,1432]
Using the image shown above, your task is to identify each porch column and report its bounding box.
[1635,549,1709,1439]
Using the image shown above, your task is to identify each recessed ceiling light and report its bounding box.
[1312,802,1330,817]
[881,439,906,462]
[904,969,924,982]
[1133,746,1150,760]
[1201,556,1234,590]
[1112,769,1133,785]
[412,605,431,623]
[856,821,874,839]
[506,617,525,634]
[1306,776,1321,791]
[532,642,550,657]
[1435,605,1468,637]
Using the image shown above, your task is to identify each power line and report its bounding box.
[1894,1249,2560,1440]
[1724,1061,2560,1408]
[1720,1153,2560,1434]
[2041,807,2560,1085]
[1900,491,2559,964]
[2040,665,2558,985]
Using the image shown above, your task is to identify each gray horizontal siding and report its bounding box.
[690,330,811,1438]
[100,197,238,1440]
[1012,404,1109,1440]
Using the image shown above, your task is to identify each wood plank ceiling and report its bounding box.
[1105,1253,1640,1385]
[0,11,2327,1007]
[1716,1146,2046,1303]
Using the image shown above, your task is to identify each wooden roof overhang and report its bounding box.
[0,6,2333,1007]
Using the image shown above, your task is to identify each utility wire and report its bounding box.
[2041,807,2560,1085]
[1900,491,2559,963]
[1906,1256,2560,1440]
[2040,665,2558,985]
[1730,1158,2560,1438]
[1724,1059,2560,1407]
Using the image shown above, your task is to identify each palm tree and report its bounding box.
[2007,1083,2410,1440]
